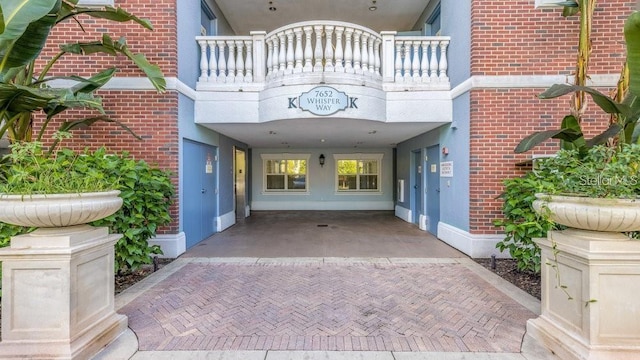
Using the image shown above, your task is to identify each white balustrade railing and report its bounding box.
[196,21,450,88]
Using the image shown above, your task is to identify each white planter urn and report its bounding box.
[0,190,127,360]
[0,190,122,228]
[527,193,640,360]
[533,193,640,234]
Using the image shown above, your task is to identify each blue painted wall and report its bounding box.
[177,0,233,89]
[442,0,471,88]
[251,148,394,209]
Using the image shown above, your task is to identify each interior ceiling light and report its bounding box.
[369,0,377,11]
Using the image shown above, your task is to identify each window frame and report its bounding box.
[333,153,383,194]
[261,154,310,194]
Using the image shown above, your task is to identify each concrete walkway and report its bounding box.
[93,212,556,359]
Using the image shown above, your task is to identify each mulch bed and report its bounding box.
[115,257,175,294]
[473,258,541,300]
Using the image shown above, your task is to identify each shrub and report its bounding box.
[493,173,558,274]
[0,147,174,273]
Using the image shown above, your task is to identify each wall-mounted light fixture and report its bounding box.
[442,146,449,156]
[319,154,326,167]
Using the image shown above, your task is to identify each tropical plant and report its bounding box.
[515,3,640,155]
[0,0,166,154]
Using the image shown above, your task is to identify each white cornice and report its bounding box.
[48,74,621,102]
[450,74,620,100]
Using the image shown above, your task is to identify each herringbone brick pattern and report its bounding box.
[121,263,535,352]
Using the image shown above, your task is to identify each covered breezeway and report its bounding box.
[181,211,466,258]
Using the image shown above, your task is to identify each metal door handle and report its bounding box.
[436,188,440,193]
[201,189,207,194]
[414,185,418,189]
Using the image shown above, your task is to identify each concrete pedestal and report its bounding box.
[527,229,640,360]
[0,225,127,360]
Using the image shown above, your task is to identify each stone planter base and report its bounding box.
[0,225,127,360]
[528,229,640,360]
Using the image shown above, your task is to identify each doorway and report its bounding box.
[426,145,440,236]
[412,150,423,226]
[234,147,246,221]
[183,139,218,249]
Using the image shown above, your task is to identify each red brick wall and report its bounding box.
[469,1,634,234]
[34,0,179,233]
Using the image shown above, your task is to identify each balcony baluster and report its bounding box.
[196,21,450,90]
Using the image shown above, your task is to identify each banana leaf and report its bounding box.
[0,0,59,74]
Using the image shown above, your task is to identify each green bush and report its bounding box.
[0,147,174,273]
[493,173,558,274]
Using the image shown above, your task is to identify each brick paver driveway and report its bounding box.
[121,260,536,353]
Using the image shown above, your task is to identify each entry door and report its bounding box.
[183,139,217,248]
[426,145,440,235]
[413,150,423,225]
[234,148,246,221]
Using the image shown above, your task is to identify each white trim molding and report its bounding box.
[437,222,511,258]
[450,74,620,100]
[148,232,186,258]
[395,205,412,223]
[217,211,236,232]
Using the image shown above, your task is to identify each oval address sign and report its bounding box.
[298,86,349,116]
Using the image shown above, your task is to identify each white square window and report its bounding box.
[261,154,309,192]
[334,154,383,193]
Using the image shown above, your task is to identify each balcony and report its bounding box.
[193,21,453,145]
[196,20,451,91]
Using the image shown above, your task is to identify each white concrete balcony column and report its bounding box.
[334,26,345,73]
[439,40,450,82]
[293,27,304,73]
[198,40,208,82]
[207,40,218,82]
[217,39,227,83]
[344,27,354,74]
[265,37,274,80]
[235,40,245,82]
[402,41,411,81]
[271,37,280,76]
[368,36,376,77]
[324,25,335,72]
[411,41,421,81]
[313,25,324,72]
[420,40,429,83]
[226,40,237,83]
[353,30,362,74]
[285,29,295,75]
[303,26,313,72]
[429,40,439,82]
[394,41,402,82]
[361,32,370,74]
[277,32,286,76]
